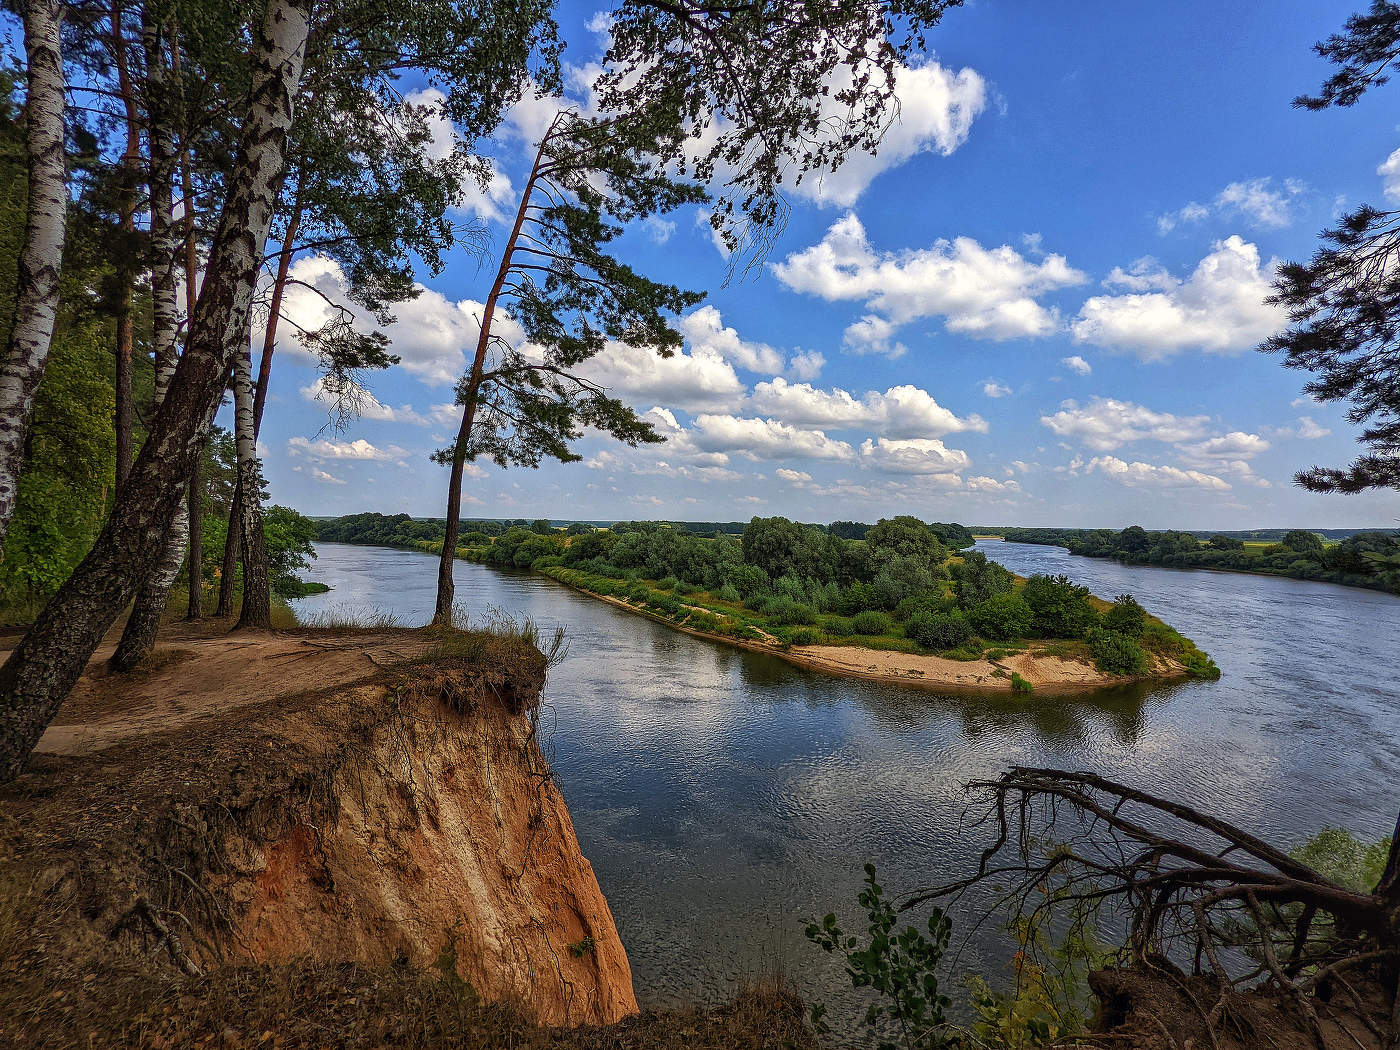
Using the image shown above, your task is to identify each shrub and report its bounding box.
[1086,627,1148,676]
[905,609,972,650]
[674,581,698,596]
[768,598,818,626]
[1022,574,1099,638]
[822,615,855,637]
[626,582,650,603]
[850,609,893,635]
[1010,672,1034,695]
[656,576,678,591]
[895,591,953,622]
[716,582,742,603]
[788,626,822,646]
[1103,594,1147,636]
[966,593,1033,641]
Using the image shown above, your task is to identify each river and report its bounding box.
[291,539,1400,1015]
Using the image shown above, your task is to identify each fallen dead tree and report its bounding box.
[906,767,1400,1049]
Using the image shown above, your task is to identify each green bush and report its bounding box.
[1103,594,1147,636]
[1022,574,1099,638]
[1010,672,1034,695]
[966,593,1033,641]
[716,582,742,603]
[674,581,698,596]
[905,609,972,650]
[768,598,819,626]
[656,576,678,591]
[1086,627,1148,676]
[822,615,855,637]
[788,626,822,646]
[850,609,893,635]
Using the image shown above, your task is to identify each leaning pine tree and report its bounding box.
[432,110,704,623]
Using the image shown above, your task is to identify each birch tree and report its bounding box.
[0,0,68,555]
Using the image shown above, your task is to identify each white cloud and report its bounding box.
[775,212,1085,343]
[694,210,730,258]
[1086,455,1231,491]
[775,468,813,483]
[966,475,1020,493]
[299,378,429,425]
[1380,148,1400,203]
[859,436,971,474]
[1072,236,1286,358]
[842,314,907,358]
[405,88,517,224]
[1176,431,1271,461]
[787,350,825,381]
[1041,397,1211,452]
[644,216,676,244]
[792,58,987,207]
[749,377,986,438]
[311,468,347,485]
[1157,178,1305,233]
[679,306,785,374]
[269,255,523,387]
[982,380,1012,398]
[287,436,408,461]
[1297,415,1331,439]
[1060,354,1092,375]
[588,338,746,412]
[690,415,855,461]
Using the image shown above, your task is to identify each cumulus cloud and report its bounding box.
[1176,432,1271,461]
[787,349,825,381]
[775,468,813,483]
[749,377,985,438]
[287,436,408,461]
[1060,354,1092,375]
[588,338,746,413]
[982,380,1012,398]
[1381,148,1400,203]
[842,314,907,358]
[859,436,971,474]
[792,58,988,207]
[406,88,517,224]
[1041,397,1211,451]
[966,475,1020,493]
[1071,236,1286,358]
[1157,177,1305,233]
[269,256,522,386]
[1086,455,1231,491]
[299,378,429,425]
[690,415,855,461]
[774,212,1086,344]
[311,468,347,485]
[678,306,785,373]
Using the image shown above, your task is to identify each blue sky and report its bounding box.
[253,0,1400,528]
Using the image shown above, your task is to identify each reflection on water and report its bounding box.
[293,540,1400,1015]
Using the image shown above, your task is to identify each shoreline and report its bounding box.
[547,570,1191,697]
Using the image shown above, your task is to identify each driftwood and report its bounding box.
[905,767,1400,1050]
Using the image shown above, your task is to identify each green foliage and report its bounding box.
[1010,672,1034,696]
[952,550,1014,609]
[804,864,953,1050]
[966,593,1033,641]
[851,610,893,636]
[716,582,742,603]
[905,610,972,651]
[1290,827,1392,894]
[1085,628,1148,676]
[787,626,822,646]
[1021,575,1098,639]
[1102,594,1147,637]
[823,615,855,638]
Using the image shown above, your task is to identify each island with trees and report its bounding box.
[995,525,1400,595]
[317,512,1220,693]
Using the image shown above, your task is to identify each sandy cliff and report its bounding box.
[2,626,636,1028]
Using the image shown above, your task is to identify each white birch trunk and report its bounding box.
[0,0,67,554]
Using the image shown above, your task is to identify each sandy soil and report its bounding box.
[1,624,434,757]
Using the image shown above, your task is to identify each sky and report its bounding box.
[250,0,1400,529]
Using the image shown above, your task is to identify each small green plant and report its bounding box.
[804,864,953,1050]
[851,609,894,635]
[568,935,596,958]
[1010,672,1034,695]
[1085,627,1148,676]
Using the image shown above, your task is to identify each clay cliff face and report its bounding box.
[11,628,638,1028]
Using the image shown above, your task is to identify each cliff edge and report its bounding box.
[0,625,636,1029]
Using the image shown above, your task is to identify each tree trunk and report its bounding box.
[111,0,138,498]
[0,0,67,555]
[110,21,189,672]
[186,451,203,618]
[433,126,553,624]
[0,0,312,784]
[216,475,241,617]
[233,341,270,629]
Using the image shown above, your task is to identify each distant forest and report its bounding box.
[997,526,1400,595]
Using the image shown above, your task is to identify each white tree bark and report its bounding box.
[0,0,67,555]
